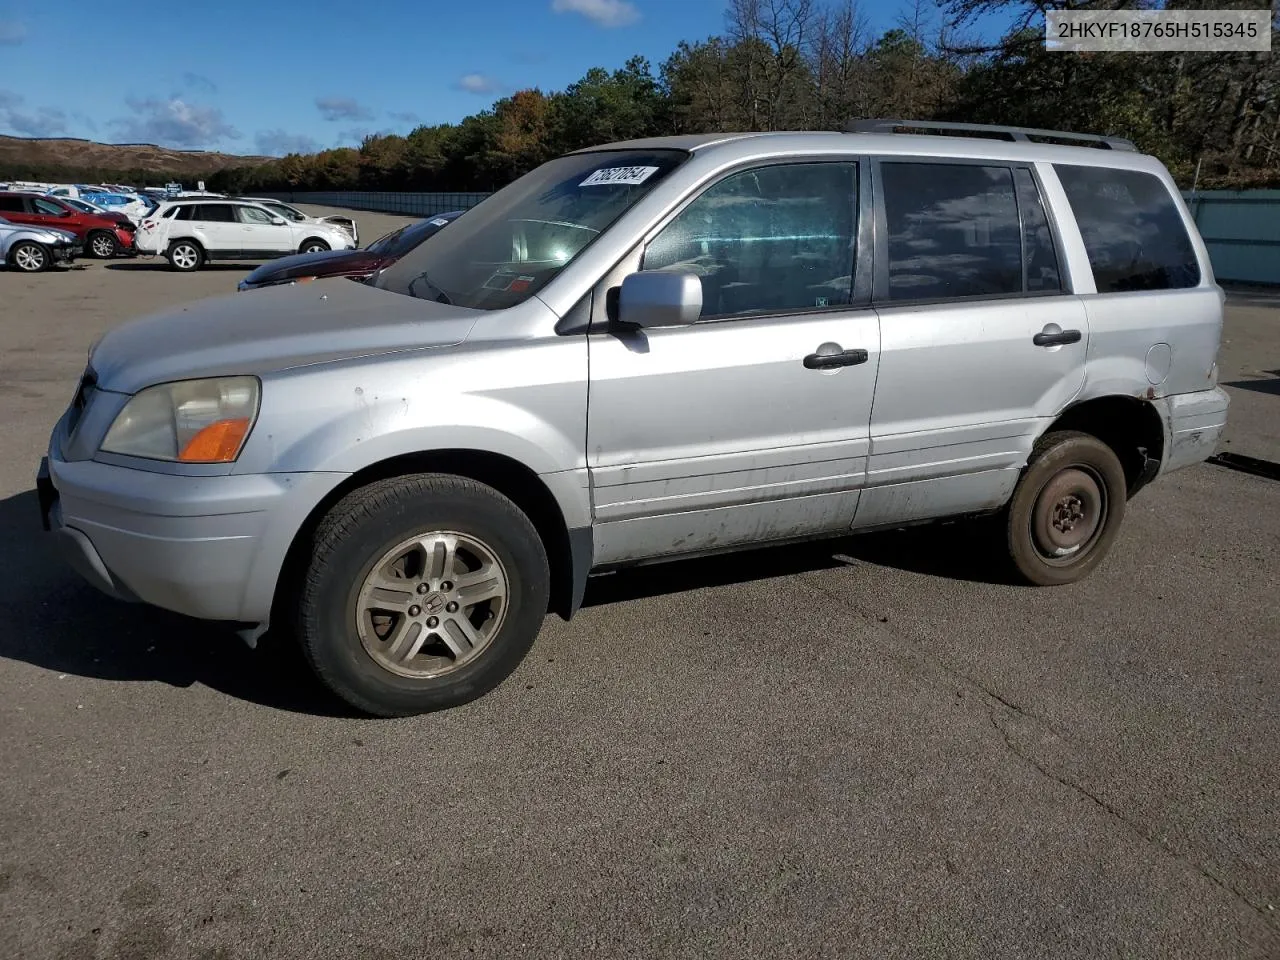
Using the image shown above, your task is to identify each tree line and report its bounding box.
[7,1,1279,193]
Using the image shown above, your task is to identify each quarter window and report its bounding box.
[642,162,858,320]
[1054,164,1199,292]
[881,162,1022,301]
[0,195,25,212]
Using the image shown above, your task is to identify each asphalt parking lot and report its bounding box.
[1,207,1277,959]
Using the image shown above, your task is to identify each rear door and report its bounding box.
[0,194,33,226]
[855,157,1089,529]
[235,204,295,255]
[186,203,240,257]
[587,158,881,564]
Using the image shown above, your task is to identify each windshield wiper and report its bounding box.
[407,272,453,305]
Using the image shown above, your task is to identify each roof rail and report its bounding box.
[847,119,1137,152]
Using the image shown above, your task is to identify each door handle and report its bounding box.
[804,347,869,369]
[1033,328,1082,347]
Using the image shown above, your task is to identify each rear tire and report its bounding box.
[300,238,330,254]
[1006,430,1127,586]
[166,240,203,272]
[295,473,550,717]
[88,231,118,259]
[9,241,49,272]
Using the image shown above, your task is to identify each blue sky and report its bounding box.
[0,0,1006,157]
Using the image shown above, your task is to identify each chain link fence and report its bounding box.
[250,191,492,217]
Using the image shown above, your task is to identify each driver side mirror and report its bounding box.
[270,216,287,225]
[59,209,71,217]
[615,270,702,329]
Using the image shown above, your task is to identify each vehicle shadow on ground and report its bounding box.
[105,262,253,272]
[582,516,1017,607]
[0,489,356,717]
[1223,371,1280,396]
[0,486,1013,714]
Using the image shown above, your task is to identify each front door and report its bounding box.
[854,158,1090,529]
[587,159,880,565]
[236,204,295,255]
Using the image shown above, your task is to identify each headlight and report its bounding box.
[101,376,260,463]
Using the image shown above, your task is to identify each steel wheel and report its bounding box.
[171,243,199,270]
[90,233,117,258]
[355,530,509,680]
[12,242,46,272]
[1029,465,1107,564]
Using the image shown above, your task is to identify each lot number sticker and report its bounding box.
[580,165,659,187]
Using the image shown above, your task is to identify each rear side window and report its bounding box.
[190,204,235,223]
[1053,164,1199,292]
[1015,168,1061,293]
[0,195,25,212]
[643,161,858,319]
[880,162,1023,301]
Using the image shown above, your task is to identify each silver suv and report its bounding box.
[37,120,1229,716]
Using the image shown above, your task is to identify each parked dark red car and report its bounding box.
[237,210,463,291]
[0,192,136,258]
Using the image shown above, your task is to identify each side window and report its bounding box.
[0,195,25,212]
[192,204,235,223]
[881,162,1022,301]
[642,162,857,320]
[238,206,274,225]
[1015,168,1062,293]
[1054,164,1200,293]
[33,198,65,215]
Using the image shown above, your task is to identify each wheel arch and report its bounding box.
[1042,395,1166,497]
[269,449,587,636]
[299,236,330,252]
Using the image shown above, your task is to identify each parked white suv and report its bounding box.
[135,199,357,271]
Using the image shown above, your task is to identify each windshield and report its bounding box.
[367,213,460,256]
[374,149,688,310]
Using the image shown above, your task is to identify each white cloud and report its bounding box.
[315,97,375,122]
[0,91,69,137]
[454,73,500,94]
[0,20,26,45]
[551,0,640,28]
[255,129,320,156]
[110,98,240,148]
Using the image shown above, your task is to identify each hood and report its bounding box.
[89,276,481,394]
[241,248,382,286]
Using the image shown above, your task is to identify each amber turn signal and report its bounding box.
[178,418,252,463]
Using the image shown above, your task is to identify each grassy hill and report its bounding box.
[0,134,266,184]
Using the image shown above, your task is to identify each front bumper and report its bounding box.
[38,448,346,624]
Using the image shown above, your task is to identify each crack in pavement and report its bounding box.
[989,708,1276,929]
[795,568,1277,930]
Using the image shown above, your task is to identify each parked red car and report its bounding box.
[0,192,135,258]
[237,210,463,290]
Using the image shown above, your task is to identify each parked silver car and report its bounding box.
[37,121,1229,716]
[1,215,81,271]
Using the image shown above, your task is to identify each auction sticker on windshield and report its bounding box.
[580,166,659,187]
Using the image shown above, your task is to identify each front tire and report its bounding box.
[295,474,550,717]
[1006,430,1127,586]
[88,230,118,259]
[9,241,49,272]
[300,238,330,254]
[166,240,203,272]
